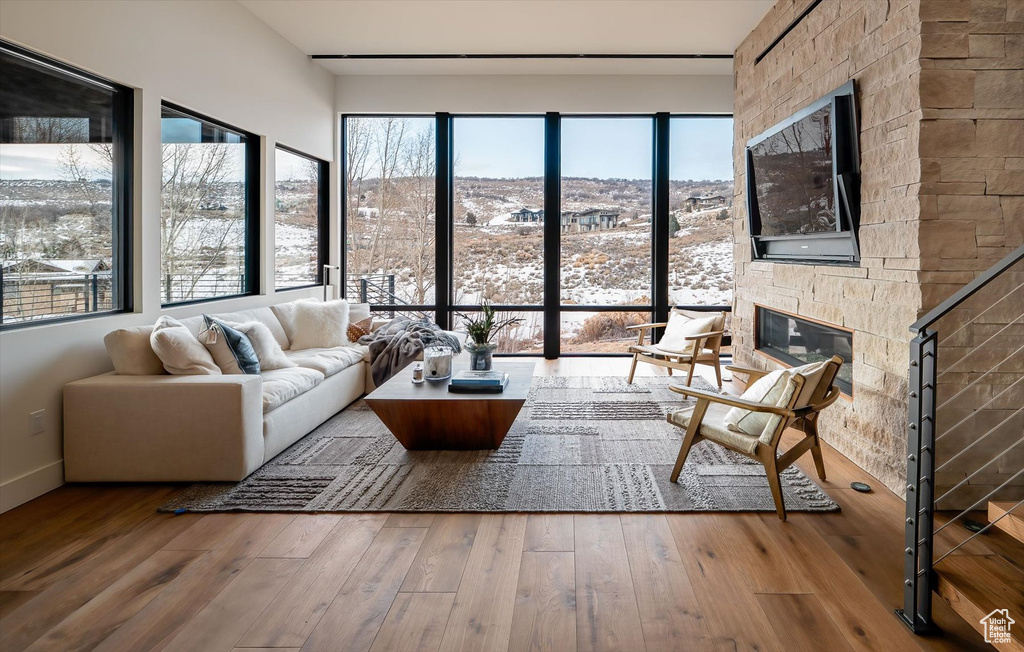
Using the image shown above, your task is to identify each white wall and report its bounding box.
[0,0,337,511]
[335,74,734,114]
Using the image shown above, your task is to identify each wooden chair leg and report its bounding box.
[666,366,673,376]
[713,360,722,388]
[806,420,827,481]
[685,359,696,386]
[763,453,787,521]
[670,401,708,483]
[627,353,640,384]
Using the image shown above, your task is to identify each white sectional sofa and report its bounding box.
[64,300,393,483]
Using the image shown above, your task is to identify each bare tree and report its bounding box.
[160,142,242,301]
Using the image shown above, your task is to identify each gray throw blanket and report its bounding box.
[359,317,462,386]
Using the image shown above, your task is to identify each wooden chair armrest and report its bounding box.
[726,365,771,382]
[792,387,843,417]
[683,330,724,341]
[668,385,795,417]
[626,322,668,332]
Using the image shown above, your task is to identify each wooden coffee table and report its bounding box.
[364,359,535,450]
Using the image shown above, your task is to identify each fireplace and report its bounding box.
[754,305,854,396]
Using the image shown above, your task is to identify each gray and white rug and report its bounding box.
[160,376,840,513]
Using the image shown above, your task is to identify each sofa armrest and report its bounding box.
[63,373,265,482]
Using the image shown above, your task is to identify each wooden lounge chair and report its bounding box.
[665,356,844,520]
[626,309,727,388]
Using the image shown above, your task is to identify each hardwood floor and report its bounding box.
[0,359,995,651]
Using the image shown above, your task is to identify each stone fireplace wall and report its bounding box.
[918,2,1023,508]
[732,0,925,493]
[733,0,1023,499]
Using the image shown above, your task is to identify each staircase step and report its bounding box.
[934,554,1024,651]
[990,502,1024,546]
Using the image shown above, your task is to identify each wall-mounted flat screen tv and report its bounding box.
[745,80,860,264]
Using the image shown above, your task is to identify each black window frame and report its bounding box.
[340,112,734,358]
[0,40,134,331]
[159,101,259,307]
[273,143,329,290]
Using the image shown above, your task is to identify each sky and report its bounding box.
[441,116,733,181]
[1,116,735,182]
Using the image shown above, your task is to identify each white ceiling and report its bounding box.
[237,0,774,75]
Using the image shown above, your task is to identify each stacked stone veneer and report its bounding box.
[919,0,1023,509]
[732,0,1023,499]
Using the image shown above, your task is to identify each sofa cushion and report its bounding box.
[104,326,165,375]
[668,401,760,454]
[229,321,297,371]
[178,306,289,349]
[285,346,365,377]
[261,367,324,413]
[201,316,261,375]
[150,316,221,375]
[290,300,351,350]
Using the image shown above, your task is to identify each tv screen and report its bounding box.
[745,81,860,265]
[749,103,836,236]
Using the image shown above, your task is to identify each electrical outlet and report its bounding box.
[29,410,45,435]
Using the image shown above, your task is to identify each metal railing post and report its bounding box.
[360,278,368,304]
[91,274,99,311]
[898,328,937,633]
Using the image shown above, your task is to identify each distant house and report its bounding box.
[560,208,619,233]
[684,193,728,211]
[509,208,544,223]
[1,259,112,321]
[509,207,619,231]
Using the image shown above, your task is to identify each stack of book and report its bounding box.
[447,370,510,393]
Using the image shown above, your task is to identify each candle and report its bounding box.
[424,346,452,381]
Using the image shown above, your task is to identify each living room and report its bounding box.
[1,1,1022,650]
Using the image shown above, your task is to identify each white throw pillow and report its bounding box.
[150,316,221,375]
[229,321,297,370]
[287,299,351,351]
[271,298,320,349]
[722,368,793,437]
[656,314,718,355]
[104,326,165,375]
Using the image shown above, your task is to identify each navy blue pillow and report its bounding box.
[204,315,261,375]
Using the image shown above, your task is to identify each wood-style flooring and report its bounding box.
[0,358,995,651]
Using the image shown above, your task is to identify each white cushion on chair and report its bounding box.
[656,314,718,355]
[722,369,792,437]
[667,402,760,454]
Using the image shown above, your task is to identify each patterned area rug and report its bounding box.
[160,376,840,513]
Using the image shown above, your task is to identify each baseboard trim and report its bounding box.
[0,460,64,513]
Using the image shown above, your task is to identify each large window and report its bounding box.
[560,117,653,353]
[341,113,733,357]
[452,116,545,353]
[669,117,734,306]
[0,42,132,328]
[160,103,257,305]
[344,116,435,314]
[275,145,327,289]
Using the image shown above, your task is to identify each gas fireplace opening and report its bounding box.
[755,305,854,396]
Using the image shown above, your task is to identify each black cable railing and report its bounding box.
[899,244,1024,633]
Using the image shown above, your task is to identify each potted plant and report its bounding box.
[456,304,522,371]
